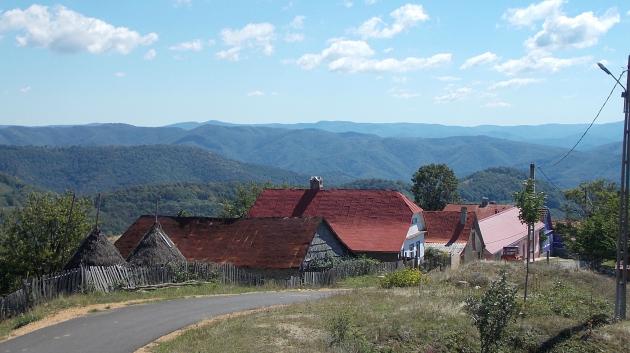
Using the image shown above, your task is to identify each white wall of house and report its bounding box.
[401,212,425,261]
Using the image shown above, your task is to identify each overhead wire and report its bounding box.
[551,71,625,167]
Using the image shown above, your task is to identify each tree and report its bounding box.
[513,178,545,303]
[0,192,91,294]
[219,182,270,218]
[411,164,459,211]
[561,180,619,268]
[466,271,518,353]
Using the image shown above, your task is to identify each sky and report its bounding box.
[0,0,629,127]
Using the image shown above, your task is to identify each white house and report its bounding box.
[401,212,426,265]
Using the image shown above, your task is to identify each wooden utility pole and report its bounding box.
[615,55,630,320]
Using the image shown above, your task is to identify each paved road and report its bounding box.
[0,291,334,353]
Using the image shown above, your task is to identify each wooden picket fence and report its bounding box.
[0,260,400,321]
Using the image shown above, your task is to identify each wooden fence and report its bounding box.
[0,260,400,321]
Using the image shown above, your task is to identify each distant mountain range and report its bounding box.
[0,145,304,194]
[0,123,619,188]
[166,120,623,150]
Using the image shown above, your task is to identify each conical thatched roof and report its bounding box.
[126,222,186,266]
[65,227,126,269]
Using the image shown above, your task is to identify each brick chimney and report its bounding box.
[310,176,323,190]
[460,206,468,225]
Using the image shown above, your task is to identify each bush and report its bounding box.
[380,268,427,288]
[465,271,518,353]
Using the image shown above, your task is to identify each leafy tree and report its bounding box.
[0,192,91,294]
[513,177,545,302]
[561,180,619,268]
[466,271,518,353]
[219,182,270,218]
[411,164,459,210]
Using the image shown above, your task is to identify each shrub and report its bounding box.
[380,268,426,288]
[465,271,518,353]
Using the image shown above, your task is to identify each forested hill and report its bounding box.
[0,173,40,209]
[0,123,619,187]
[0,145,304,194]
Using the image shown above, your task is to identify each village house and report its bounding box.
[478,207,545,260]
[401,212,426,266]
[422,207,482,268]
[443,198,513,220]
[115,215,349,278]
[247,177,423,261]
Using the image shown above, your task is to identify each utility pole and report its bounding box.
[615,55,630,320]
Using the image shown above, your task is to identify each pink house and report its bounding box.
[478,207,545,260]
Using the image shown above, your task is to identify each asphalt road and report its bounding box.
[0,291,334,353]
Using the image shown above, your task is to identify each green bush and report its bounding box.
[380,268,426,288]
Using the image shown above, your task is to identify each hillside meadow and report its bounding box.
[152,261,630,353]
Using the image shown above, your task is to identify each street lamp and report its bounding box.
[598,58,629,320]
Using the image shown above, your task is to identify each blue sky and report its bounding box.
[0,0,628,126]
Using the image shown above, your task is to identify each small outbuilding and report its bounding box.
[126,222,186,266]
[116,216,349,278]
[65,227,126,269]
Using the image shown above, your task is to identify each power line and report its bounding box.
[551,72,625,167]
[536,166,565,196]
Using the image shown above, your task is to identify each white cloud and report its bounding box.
[169,39,203,52]
[495,53,591,75]
[343,1,354,9]
[217,22,275,61]
[489,78,542,90]
[389,87,420,99]
[503,0,563,27]
[215,47,240,61]
[114,72,126,78]
[296,38,450,73]
[144,48,156,60]
[19,85,31,93]
[247,90,265,96]
[434,87,472,103]
[365,0,378,5]
[525,9,619,50]
[460,52,499,70]
[284,33,304,43]
[290,15,305,30]
[484,101,511,108]
[383,47,394,53]
[356,3,429,39]
[0,4,158,54]
[436,76,461,82]
[627,10,630,16]
[173,0,192,8]
[329,54,451,73]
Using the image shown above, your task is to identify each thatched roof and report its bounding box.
[126,222,186,266]
[65,227,126,269]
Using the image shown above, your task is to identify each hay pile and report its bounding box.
[65,227,126,269]
[126,222,186,266]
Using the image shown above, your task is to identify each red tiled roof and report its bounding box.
[247,189,422,253]
[115,216,333,269]
[423,210,476,246]
[443,204,513,220]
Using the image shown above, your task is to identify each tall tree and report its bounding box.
[411,164,459,210]
[561,180,619,268]
[0,192,91,294]
[513,177,545,303]
[219,182,270,218]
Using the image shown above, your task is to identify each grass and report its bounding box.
[0,281,282,340]
[152,262,630,353]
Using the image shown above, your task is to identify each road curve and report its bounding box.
[0,291,334,353]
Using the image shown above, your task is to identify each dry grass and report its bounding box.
[152,261,630,353]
